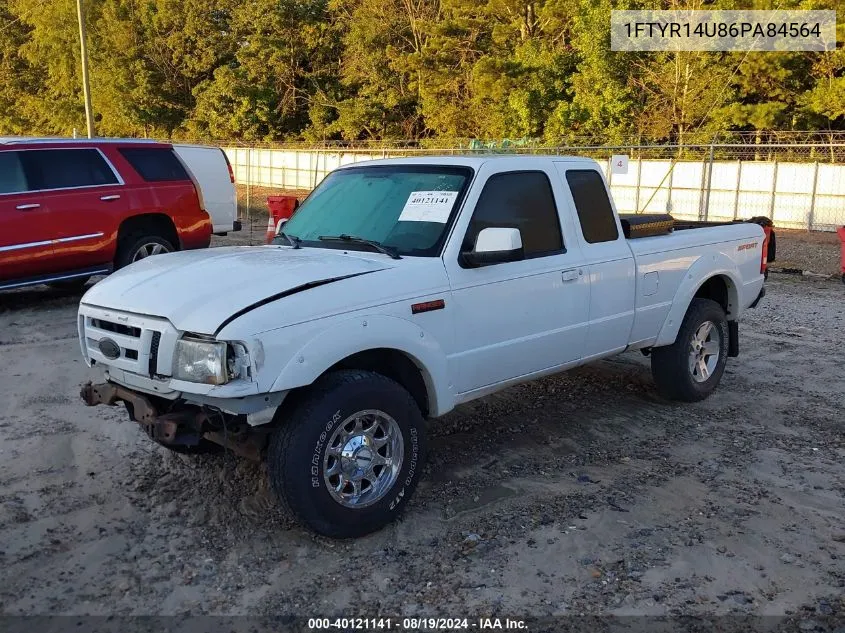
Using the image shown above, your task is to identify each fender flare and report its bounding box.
[269,315,453,416]
[654,254,742,347]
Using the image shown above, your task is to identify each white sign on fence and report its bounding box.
[611,155,629,175]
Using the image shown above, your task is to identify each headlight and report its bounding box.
[172,337,229,385]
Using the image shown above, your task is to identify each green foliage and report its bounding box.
[1,0,843,141]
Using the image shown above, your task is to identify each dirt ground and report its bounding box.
[0,252,843,619]
[771,229,841,277]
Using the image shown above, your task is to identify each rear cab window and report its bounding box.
[18,148,119,191]
[565,169,619,244]
[119,148,190,182]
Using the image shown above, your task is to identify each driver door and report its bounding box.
[442,162,590,395]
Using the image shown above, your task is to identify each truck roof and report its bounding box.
[335,154,601,169]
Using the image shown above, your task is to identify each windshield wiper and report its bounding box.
[275,232,301,249]
[317,234,402,260]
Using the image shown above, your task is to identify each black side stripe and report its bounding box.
[213,271,377,336]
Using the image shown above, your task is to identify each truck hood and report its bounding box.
[80,246,394,334]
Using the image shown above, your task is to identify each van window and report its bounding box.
[0,152,27,194]
[119,148,190,182]
[566,170,619,243]
[463,171,564,259]
[20,149,119,191]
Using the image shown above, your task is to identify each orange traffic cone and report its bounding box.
[266,216,276,244]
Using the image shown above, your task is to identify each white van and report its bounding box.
[173,144,240,235]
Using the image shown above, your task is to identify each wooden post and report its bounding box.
[666,160,675,213]
[76,0,94,138]
[733,161,742,220]
[807,161,820,232]
[634,159,642,212]
[768,160,779,220]
[701,143,716,221]
[245,148,251,240]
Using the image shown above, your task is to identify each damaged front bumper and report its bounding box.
[80,381,270,460]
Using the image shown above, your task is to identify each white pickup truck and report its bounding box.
[78,156,772,537]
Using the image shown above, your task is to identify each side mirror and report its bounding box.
[275,217,288,234]
[461,227,524,267]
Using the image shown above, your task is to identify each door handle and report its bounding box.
[100,195,121,201]
[561,268,581,282]
[16,203,40,210]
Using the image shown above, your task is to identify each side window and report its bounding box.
[119,148,190,182]
[462,171,564,259]
[565,169,619,244]
[20,149,119,191]
[0,152,28,194]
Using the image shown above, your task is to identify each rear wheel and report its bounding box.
[266,370,427,538]
[651,298,729,402]
[115,233,175,269]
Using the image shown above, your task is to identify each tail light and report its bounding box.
[760,226,771,274]
[221,150,235,184]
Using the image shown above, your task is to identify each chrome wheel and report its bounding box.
[688,321,721,383]
[131,242,170,262]
[323,409,403,508]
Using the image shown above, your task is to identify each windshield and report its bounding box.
[280,165,473,257]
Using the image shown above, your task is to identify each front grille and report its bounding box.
[148,331,162,376]
[91,318,141,338]
[83,312,166,377]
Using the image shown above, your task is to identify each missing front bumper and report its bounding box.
[80,381,267,460]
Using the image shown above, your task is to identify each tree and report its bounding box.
[544,0,638,144]
[0,0,44,133]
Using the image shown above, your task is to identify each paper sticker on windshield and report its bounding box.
[398,191,459,223]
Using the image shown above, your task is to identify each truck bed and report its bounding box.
[619,213,776,262]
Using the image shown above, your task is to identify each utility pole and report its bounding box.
[76,0,94,138]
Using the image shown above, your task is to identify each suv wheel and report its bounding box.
[116,233,175,269]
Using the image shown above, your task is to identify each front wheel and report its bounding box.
[266,370,427,538]
[651,298,729,402]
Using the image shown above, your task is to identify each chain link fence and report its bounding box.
[217,133,845,241]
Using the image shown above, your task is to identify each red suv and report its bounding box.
[0,138,213,291]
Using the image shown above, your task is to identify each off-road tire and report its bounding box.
[115,233,175,269]
[651,298,729,402]
[266,370,427,538]
[46,276,90,291]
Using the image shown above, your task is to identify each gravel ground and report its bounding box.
[0,271,843,621]
[770,229,841,277]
